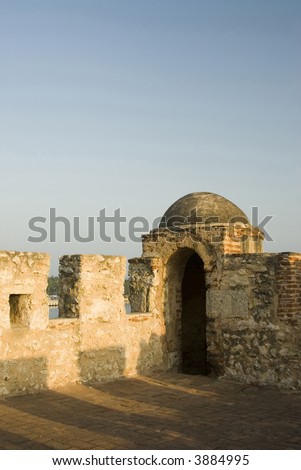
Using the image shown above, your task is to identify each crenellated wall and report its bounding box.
[1,246,301,397]
[0,252,165,397]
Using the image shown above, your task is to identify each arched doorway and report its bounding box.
[181,252,207,375]
[164,248,208,375]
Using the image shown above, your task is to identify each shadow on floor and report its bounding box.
[1,372,301,450]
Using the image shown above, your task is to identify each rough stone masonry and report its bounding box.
[0,192,300,396]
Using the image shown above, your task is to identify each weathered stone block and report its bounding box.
[207,288,249,319]
[128,257,162,313]
[59,254,126,322]
[0,251,50,330]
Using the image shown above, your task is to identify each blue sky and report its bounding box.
[0,0,300,273]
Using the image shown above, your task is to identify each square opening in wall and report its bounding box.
[9,294,32,327]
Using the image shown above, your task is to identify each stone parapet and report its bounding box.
[59,254,126,322]
[0,251,49,330]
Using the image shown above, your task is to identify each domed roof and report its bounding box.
[160,192,249,228]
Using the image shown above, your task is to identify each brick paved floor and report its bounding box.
[0,373,301,450]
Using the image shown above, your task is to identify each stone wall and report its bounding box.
[59,254,126,321]
[128,257,163,314]
[130,240,301,390]
[0,251,49,330]
[0,252,165,397]
[1,246,301,397]
[207,253,301,389]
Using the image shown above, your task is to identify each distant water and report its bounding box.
[49,307,59,319]
[125,302,131,314]
[49,303,131,318]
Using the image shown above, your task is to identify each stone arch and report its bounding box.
[163,246,209,374]
[143,228,218,272]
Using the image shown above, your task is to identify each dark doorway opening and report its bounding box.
[181,253,207,375]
